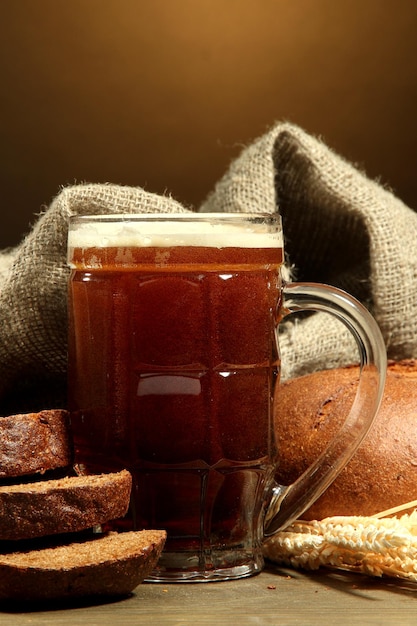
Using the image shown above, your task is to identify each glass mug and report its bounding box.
[67,213,386,582]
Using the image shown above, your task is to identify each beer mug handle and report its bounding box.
[264,282,387,536]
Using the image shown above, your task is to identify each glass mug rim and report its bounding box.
[68,211,282,222]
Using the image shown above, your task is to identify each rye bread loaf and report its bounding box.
[0,470,132,540]
[0,529,166,601]
[275,360,417,519]
[0,409,71,477]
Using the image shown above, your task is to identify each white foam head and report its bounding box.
[68,213,283,250]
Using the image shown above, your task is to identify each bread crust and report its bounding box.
[0,529,166,601]
[0,470,132,540]
[274,360,417,519]
[0,410,167,601]
[0,410,71,477]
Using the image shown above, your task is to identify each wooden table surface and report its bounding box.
[3,562,417,626]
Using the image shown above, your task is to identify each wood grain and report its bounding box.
[2,564,417,625]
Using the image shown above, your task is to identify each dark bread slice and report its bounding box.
[0,409,71,478]
[0,529,166,601]
[0,469,132,540]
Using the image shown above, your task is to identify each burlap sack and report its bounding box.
[1,121,416,413]
[0,186,189,413]
[200,122,417,379]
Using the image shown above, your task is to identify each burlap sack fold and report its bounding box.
[0,185,189,413]
[200,122,417,379]
[0,121,416,413]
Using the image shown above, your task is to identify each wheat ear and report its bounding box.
[263,510,417,582]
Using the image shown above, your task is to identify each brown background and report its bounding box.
[1,0,417,248]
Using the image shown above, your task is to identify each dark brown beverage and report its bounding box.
[68,216,283,580]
